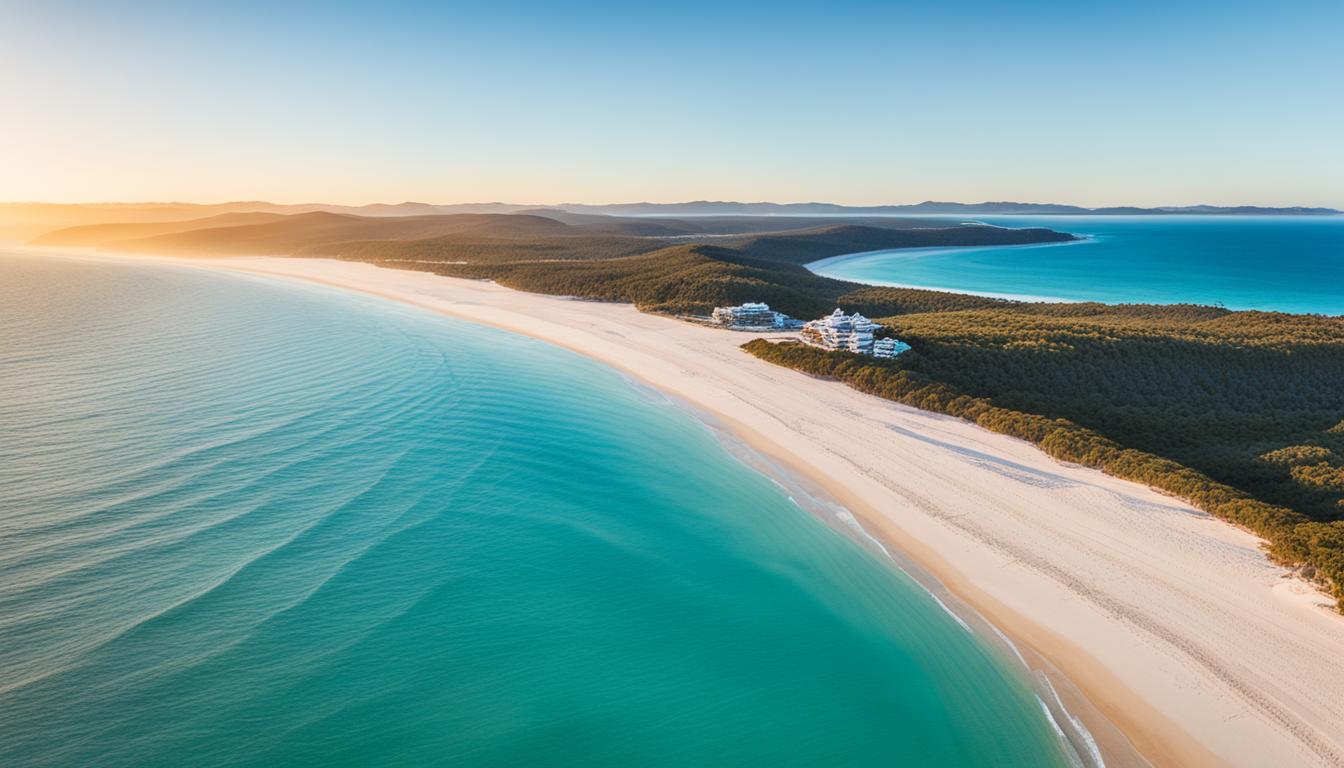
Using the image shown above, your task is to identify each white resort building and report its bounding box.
[710,302,804,330]
[801,308,910,358]
[712,302,775,327]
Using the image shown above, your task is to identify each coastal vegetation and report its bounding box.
[371,243,1008,317]
[742,306,1344,608]
[312,230,1054,318]
[25,208,1344,607]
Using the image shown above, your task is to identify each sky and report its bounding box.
[2,0,1341,207]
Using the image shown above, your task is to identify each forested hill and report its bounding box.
[29,212,289,247]
[64,212,575,256]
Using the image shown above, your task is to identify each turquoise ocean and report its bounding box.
[0,252,1074,767]
[810,215,1344,315]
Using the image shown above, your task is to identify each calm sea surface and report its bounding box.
[0,252,1073,767]
[810,216,1344,314]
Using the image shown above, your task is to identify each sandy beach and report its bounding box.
[87,252,1344,766]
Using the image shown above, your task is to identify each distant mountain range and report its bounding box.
[3,199,1336,243]
[558,200,1343,216]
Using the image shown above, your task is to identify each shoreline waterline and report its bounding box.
[624,376,1114,768]
[806,240,1088,304]
[651,393,1171,768]
[20,247,1344,767]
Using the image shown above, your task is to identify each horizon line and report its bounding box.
[3,198,1341,212]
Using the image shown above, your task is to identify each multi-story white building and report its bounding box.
[801,308,908,358]
[710,302,803,329]
[712,302,775,327]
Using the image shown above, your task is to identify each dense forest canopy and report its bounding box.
[876,306,1344,518]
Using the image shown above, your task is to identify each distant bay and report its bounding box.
[809,216,1344,315]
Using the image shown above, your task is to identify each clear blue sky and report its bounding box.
[2,0,1340,207]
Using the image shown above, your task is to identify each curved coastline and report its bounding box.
[654,386,1113,768]
[806,239,1089,303]
[27,247,1344,768]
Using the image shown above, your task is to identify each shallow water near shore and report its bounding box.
[0,252,1074,766]
[810,215,1344,314]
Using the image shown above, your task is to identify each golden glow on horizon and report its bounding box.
[2,109,1337,209]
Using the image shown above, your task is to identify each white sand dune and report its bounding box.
[77,252,1344,766]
